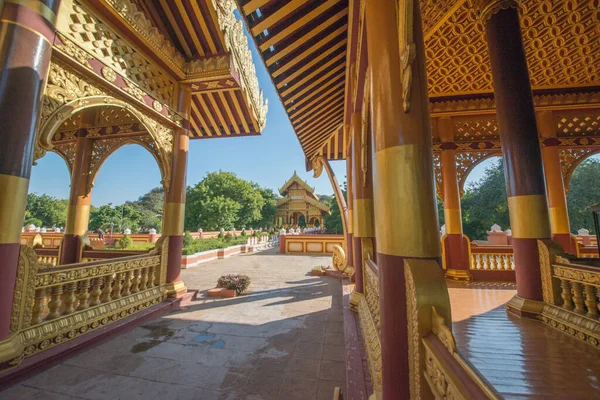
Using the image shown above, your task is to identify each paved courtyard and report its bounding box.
[1,249,346,400]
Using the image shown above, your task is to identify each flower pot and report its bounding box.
[221,289,237,297]
[311,270,325,276]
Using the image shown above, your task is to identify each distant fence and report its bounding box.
[279,234,344,255]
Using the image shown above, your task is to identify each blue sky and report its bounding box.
[29,12,492,206]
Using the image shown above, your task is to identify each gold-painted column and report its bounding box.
[351,110,375,298]
[479,0,551,312]
[60,135,93,265]
[366,0,442,397]
[438,118,471,280]
[538,111,575,254]
[0,0,62,340]
[345,140,354,269]
[162,84,191,298]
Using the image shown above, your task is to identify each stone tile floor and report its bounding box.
[1,249,345,400]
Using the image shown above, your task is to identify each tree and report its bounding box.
[88,204,121,232]
[185,171,265,230]
[323,182,346,234]
[460,159,510,240]
[567,158,600,234]
[256,188,278,228]
[24,193,68,227]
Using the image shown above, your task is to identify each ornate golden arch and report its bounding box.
[559,148,600,191]
[34,61,176,194]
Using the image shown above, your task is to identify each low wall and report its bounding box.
[279,234,344,255]
[181,236,274,269]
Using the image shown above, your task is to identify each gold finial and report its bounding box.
[475,0,521,22]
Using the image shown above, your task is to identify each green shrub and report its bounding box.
[183,231,194,247]
[217,232,224,239]
[268,230,275,236]
[217,274,251,295]
[252,230,260,238]
[224,232,233,242]
[181,236,247,255]
[119,235,132,249]
[240,229,247,237]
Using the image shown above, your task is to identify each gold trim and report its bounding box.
[0,19,52,45]
[506,295,545,316]
[444,208,462,235]
[162,202,185,236]
[5,0,57,25]
[374,145,440,257]
[353,198,374,238]
[475,0,520,22]
[347,207,354,234]
[164,280,187,299]
[0,175,29,244]
[507,195,551,239]
[549,206,570,234]
[445,269,472,281]
[65,204,91,236]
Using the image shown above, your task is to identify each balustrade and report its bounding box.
[470,250,515,271]
[3,243,168,371]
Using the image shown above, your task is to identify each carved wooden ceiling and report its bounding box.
[236,0,349,157]
[234,0,599,161]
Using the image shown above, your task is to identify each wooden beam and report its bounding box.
[229,89,251,134]
[218,91,241,134]
[242,0,270,15]
[159,0,193,58]
[276,38,346,88]
[207,92,230,135]
[266,12,347,67]
[251,0,310,36]
[197,94,221,136]
[288,80,345,118]
[191,97,212,137]
[191,0,218,54]
[259,0,341,51]
[174,0,206,56]
[280,52,346,96]
[285,70,345,107]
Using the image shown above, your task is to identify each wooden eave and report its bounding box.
[237,0,349,158]
[89,0,268,140]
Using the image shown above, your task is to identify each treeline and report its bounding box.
[441,158,600,240]
[25,171,343,233]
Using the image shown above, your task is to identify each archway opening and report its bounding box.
[460,156,507,241]
[298,214,306,228]
[26,152,71,230]
[567,154,600,234]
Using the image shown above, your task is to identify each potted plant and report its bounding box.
[311,266,326,276]
[208,274,251,298]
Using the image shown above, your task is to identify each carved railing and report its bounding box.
[356,258,498,399]
[538,241,600,348]
[470,246,515,271]
[3,241,168,371]
[35,248,59,266]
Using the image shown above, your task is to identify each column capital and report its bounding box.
[475,0,521,22]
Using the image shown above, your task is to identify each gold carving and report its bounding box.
[211,0,268,130]
[397,0,416,112]
[185,55,231,77]
[152,100,163,113]
[405,260,421,400]
[55,35,91,69]
[426,0,600,98]
[59,1,175,103]
[431,306,457,353]
[361,70,370,185]
[332,245,353,278]
[101,67,117,83]
[358,294,382,397]
[102,0,185,73]
[475,0,520,21]
[10,247,39,334]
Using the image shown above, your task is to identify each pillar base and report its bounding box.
[506,295,544,319]
[0,334,24,370]
[349,291,362,313]
[444,268,472,281]
[165,280,188,299]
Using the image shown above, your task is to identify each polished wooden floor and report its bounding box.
[448,282,600,399]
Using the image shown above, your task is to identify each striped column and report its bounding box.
[538,111,576,254]
[60,136,93,264]
[438,118,471,280]
[366,0,440,397]
[345,141,354,270]
[162,84,191,298]
[0,0,62,339]
[481,3,551,311]
[351,112,375,295]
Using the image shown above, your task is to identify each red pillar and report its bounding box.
[482,4,551,312]
[0,0,62,340]
[163,84,191,298]
[366,0,440,397]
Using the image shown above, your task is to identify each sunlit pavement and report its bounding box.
[2,249,345,400]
